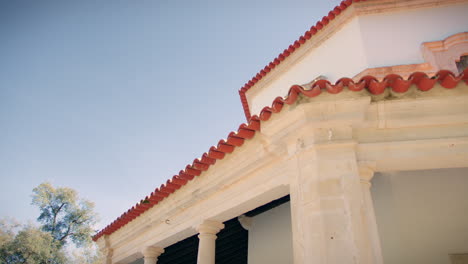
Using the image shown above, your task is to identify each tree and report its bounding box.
[31,183,97,248]
[68,245,103,264]
[0,220,66,264]
[0,183,99,264]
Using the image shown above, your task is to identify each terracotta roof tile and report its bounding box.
[239,0,364,120]
[93,69,467,241]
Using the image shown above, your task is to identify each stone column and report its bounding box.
[196,220,224,264]
[359,166,384,264]
[102,248,113,264]
[289,141,370,264]
[142,246,164,264]
[98,235,113,264]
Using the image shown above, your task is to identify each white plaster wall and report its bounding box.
[249,17,367,116]
[371,168,468,264]
[247,2,468,117]
[248,202,293,264]
[359,3,468,67]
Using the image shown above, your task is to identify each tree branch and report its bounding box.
[59,218,78,242]
[51,203,65,234]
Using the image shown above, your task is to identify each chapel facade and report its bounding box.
[94,0,468,263]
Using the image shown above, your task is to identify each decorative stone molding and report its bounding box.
[353,63,434,81]
[95,70,468,263]
[422,32,468,74]
[356,0,466,15]
[237,215,253,230]
[358,162,377,187]
[354,32,468,81]
[141,246,164,264]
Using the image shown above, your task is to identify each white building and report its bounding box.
[94,0,468,263]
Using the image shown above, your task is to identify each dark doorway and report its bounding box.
[156,218,248,264]
[155,195,290,264]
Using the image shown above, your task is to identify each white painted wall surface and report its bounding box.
[248,17,367,116]
[372,168,468,264]
[246,2,468,117]
[359,3,468,67]
[248,202,293,264]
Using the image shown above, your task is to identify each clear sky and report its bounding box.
[0,0,341,230]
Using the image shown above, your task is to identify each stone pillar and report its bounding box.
[98,235,113,264]
[289,141,370,264]
[359,166,384,264]
[196,220,224,264]
[142,246,164,264]
[102,248,113,264]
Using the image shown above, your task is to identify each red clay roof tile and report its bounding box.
[238,0,365,120]
[93,69,467,241]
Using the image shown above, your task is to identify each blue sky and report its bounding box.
[0,0,340,230]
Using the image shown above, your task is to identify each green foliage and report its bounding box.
[32,183,97,248]
[0,220,66,264]
[0,183,101,264]
[69,245,103,264]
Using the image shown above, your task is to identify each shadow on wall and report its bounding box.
[372,168,468,264]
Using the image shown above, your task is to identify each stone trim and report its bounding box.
[354,32,468,80]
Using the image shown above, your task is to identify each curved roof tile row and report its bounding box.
[93,69,468,241]
[239,0,365,120]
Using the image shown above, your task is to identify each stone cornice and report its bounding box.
[241,0,467,119]
[104,79,468,263]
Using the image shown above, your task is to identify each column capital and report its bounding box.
[196,220,223,264]
[196,220,224,235]
[142,246,164,259]
[101,247,113,257]
[238,215,253,230]
[358,162,376,185]
[100,247,113,264]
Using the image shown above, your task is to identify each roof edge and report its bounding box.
[238,0,467,120]
[238,0,362,120]
[93,69,468,242]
